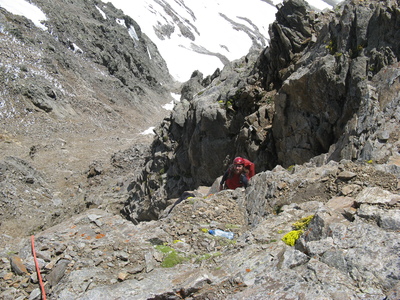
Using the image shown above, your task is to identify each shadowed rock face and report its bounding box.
[270,0,400,167]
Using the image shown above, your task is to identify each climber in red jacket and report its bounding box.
[219,157,255,190]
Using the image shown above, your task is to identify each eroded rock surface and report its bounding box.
[1,160,399,299]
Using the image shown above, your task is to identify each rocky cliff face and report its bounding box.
[266,0,400,166]
[123,0,400,223]
[0,0,399,299]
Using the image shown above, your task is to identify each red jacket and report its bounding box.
[220,159,255,190]
[225,171,248,189]
[221,168,250,190]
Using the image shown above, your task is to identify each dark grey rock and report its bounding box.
[47,259,70,287]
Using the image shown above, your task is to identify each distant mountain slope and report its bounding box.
[1,0,340,82]
[103,0,340,81]
[0,0,175,240]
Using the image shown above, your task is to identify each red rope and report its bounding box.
[31,235,47,300]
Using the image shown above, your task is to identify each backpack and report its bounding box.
[242,158,255,178]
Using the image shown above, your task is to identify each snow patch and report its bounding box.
[116,18,125,26]
[96,6,107,19]
[0,0,47,30]
[100,0,275,81]
[171,93,181,101]
[162,93,181,111]
[71,43,83,54]
[162,101,174,111]
[128,26,139,41]
[140,127,155,135]
[306,0,334,10]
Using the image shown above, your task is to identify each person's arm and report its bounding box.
[219,170,229,190]
[240,173,249,188]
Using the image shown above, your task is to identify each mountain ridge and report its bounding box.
[0,0,399,299]
[103,0,341,81]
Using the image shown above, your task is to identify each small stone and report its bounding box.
[47,259,70,287]
[94,258,104,266]
[327,196,355,212]
[36,250,52,262]
[114,251,129,261]
[45,260,56,270]
[277,181,287,190]
[343,207,357,220]
[1,257,9,264]
[341,184,361,196]
[21,277,30,288]
[337,171,357,181]
[29,288,41,300]
[10,256,29,275]
[30,272,38,284]
[378,130,390,141]
[55,243,67,255]
[153,251,163,262]
[118,272,128,281]
[3,272,13,281]
[127,265,144,274]
[25,176,35,184]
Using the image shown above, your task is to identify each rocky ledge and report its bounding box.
[1,160,399,299]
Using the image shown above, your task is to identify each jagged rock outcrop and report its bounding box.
[270,0,400,166]
[123,0,400,224]
[123,46,277,222]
